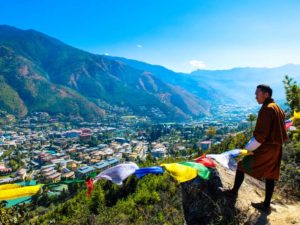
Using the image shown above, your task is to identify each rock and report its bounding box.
[181,168,239,225]
[181,163,300,225]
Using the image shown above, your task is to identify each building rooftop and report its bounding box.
[41,164,56,170]
[47,172,61,179]
[94,161,110,169]
[106,158,119,165]
[62,171,75,178]
[77,166,95,174]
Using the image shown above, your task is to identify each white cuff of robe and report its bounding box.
[244,137,261,151]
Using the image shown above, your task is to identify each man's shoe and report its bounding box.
[251,202,271,214]
[219,188,238,198]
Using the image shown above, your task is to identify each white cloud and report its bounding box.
[189,60,206,69]
[137,44,143,48]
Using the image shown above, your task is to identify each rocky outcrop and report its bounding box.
[181,168,239,225]
[181,164,300,225]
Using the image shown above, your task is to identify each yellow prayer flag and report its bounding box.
[161,163,198,183]
[0,183,21,191]
[294,111,300,119]
[240,149,254,156]
[0,185,42,200]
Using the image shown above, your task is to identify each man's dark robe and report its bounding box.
[238,98,288,180]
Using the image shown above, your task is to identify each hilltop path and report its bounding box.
[217,164,300,225]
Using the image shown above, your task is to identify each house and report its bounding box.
[103,148,114,157]
[66,148,76,153]
[46,172,61,182]
[17,168,27,180]
[114,137,128,144]
[61,171,75,179]
[80,133,92,142]
[0,166,12,175]
[30,161,40,168]
[38,152,54,164]
[97,144,107,149]
[199,141,212,151]
[67,162,78,171]
[41,164,57,170]
[91,150,105,158]
[90,159,101,163]
[106,158,119,167]
[52,139,68,148]
[93,161,110,171]
[76,166,95,179]
[151,148,166,158]
[44,170,57,177]
[81,128,92,134]
[63,130,81,138]
[76,146,87,152]
[0,177,17,184]
[176,145,186,153]
[129,152,138,161]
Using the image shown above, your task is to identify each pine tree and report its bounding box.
[89,184,105,215]
[283,75,300,112]
[247,113,257,132]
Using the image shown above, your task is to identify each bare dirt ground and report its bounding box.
[217,164,300,225]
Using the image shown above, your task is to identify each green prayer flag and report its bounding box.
[179,161,210,180]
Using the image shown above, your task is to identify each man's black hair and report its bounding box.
[257,84,273,97]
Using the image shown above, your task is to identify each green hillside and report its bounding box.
[0,25,214,121]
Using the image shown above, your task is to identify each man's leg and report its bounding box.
[251,179,275,214]
[222,169,245,197]
[264,179,275,207]
[232,169,245,194]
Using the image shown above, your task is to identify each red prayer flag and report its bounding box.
[194,154,216,168]
[285,119,293,130]
[86,178,93,197]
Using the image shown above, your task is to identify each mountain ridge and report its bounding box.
[1,25,299,120]
[0,25,216,121]
[109,56,300,105]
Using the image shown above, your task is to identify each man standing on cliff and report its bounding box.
[224,84,288,214]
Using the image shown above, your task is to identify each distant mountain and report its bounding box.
[108,56,300,107]
[0,45,105,120]
[108,56,233,105]
[1,25,297,121]
[0,25,215,121]
[190,65,300,105]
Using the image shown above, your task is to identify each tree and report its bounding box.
[206,127,216,140]
[283,75,300,112]
[89,184,105,215]
[247,113,257,132]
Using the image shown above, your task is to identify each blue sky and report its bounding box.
[1,0,300,72]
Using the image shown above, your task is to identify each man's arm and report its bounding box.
[253,107,274,144]
[245,107,274,151]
